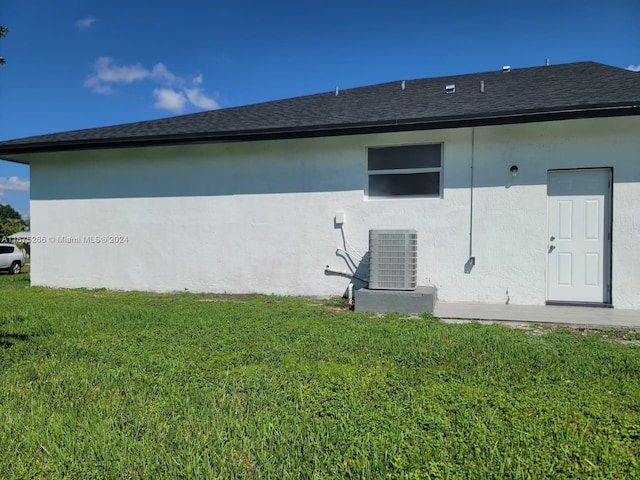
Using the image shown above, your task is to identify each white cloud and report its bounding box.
[84,57,220,111]
[150,63,183,87]
[83,76,116,95]
[153,88,188,113]
[84,57,150,94]
[94,57,149,83]
[0,176,30,192]
[76,16,96,30]
[627,64,640,72]
[185,88,219,110]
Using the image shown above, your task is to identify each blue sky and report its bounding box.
[1,0,638,219]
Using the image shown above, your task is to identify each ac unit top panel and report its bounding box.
[369,229,418,235]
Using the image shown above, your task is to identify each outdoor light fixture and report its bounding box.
[510,165,519,177]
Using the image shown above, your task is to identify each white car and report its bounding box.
[0,243,25,274]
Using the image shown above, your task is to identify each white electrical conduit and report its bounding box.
[336,248,368,264]
[340,225,366,259]
[324,265,368,282]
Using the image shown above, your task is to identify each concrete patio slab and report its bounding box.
[433,302,640,330]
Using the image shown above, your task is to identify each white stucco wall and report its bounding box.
[27,116,640,308]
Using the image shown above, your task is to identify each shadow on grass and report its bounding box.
[0,315,32,349]
[0,333,31,349]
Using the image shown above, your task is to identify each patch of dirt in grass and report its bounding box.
[197,294,257,303]
[440,319,640,345]
[524,326,550,336]
[505,325,640,345]
[598,330,640,346]
[517,326,640,345]
[325,303,353,311]
[611,339,640,346]
[307,298,353,311]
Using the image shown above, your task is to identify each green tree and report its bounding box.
[0,204,22,220]
[0,204,27,239]
[0,25,7,64]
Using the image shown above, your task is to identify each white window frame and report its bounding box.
[365,143,443,199]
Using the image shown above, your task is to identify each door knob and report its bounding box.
[548,245,556,253]
[550,236,555,241]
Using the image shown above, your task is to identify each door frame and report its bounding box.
[545,167,613,306]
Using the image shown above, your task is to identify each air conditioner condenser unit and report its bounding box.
[368,229,418,290]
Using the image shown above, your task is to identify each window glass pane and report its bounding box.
[369,144,441,171]
[0,246,12,254]
[369,172,440,197]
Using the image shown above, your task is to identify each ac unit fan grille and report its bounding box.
[369,230,417,290]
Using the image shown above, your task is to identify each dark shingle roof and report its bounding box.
[1,61,639,162]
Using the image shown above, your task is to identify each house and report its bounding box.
[0,61,639,308]
[7,231,31,243]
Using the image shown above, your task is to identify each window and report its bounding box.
[0,246,14,254]
[367,144,442,198]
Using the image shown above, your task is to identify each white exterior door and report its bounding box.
[547,169,611,304]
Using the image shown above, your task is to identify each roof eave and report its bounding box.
[1,103,639,164]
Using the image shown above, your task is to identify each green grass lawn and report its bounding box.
[1,274,639,479]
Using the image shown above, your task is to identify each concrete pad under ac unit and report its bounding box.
[355,286,437,314]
